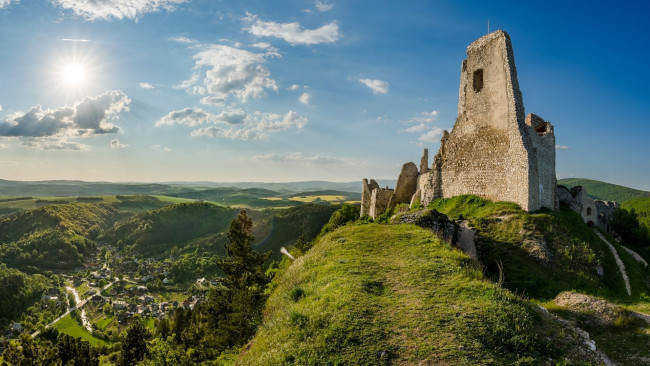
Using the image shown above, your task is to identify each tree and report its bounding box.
[196,209,272,353]
[119,319,151,366]
[2,333,59,366]
[217,209,271,292]
[138,338,192,366]
[57,333,99,366]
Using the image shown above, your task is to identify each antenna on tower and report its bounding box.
[487,19,490,34]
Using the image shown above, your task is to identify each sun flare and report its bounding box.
[62,63,87,87]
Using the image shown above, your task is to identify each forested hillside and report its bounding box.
[558,178,650,202]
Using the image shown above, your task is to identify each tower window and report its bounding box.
[473,69,484,92]
[587,207,592,216]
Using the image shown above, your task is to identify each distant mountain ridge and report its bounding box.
[557,178,649,203]
[0,179,396,196]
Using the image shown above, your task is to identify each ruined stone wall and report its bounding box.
[369,188,394,219]
[435,30,556,212]
[360,178,379,217]
[362,30,558,218]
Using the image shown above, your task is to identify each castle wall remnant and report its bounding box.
[361,30,559,218]
[369,187,394,219]
[557,185,619,231]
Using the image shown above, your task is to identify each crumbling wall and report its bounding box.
[360,178,380,217]
[557,185,616,229]
[369,188,394,219]
[595,200,620,231]
[388,162,419,209]
[435,30,556,212]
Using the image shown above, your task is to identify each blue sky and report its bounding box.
[0,0,648,190]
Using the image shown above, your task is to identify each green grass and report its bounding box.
[96,314,115,330]
[558,178,649,202]
[53,314,113,347]
[430,195,650,301]
[151,195,198,204]
[239,224,596,365]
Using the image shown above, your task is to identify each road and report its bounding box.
[30,279,114,338]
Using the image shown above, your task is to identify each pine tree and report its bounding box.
[199,209,272,352]
[118,319,150,366]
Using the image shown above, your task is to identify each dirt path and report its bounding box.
[594,230,631,296]
[457,221,478,261]
[621,245,648,267]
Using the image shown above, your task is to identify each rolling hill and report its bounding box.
[558,178,650,202]
[239,223,618,365]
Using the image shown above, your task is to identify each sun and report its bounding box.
[62,62,87,87]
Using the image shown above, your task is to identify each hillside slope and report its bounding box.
[239,224,607,365]
[558,178,649,202]
[0,203,125,270]
[102,202,236,255]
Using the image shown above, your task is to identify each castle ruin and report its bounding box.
[362,30,558,218]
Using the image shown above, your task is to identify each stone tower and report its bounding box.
[419,30,556,212]
[362,30,557,218]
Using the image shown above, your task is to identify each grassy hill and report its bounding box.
[239,224,606,365]
[429,195,649,300]
[558,178,650,202]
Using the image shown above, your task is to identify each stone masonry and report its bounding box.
[557,185,619,231]
[362,30,558,218]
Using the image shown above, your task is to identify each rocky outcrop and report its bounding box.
[392,209,457,244]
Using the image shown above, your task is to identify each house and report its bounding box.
[11,323,23,332]
[113,301,127,310]
[196,278,207,286]
[91,295,105,304]
[162,278,170,285]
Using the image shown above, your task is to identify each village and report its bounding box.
[1,247,216,350]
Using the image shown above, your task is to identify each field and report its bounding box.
[289,195,348,203]
[53,314,113,347]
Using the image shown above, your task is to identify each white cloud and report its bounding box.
[418,127,446,143]
[401,123,428,133]
[59,38,91,42]
[0,0,15,9]
[199,96,226,106]
[110,138,129,148]
[244,14,340,45]
[156,107,247,127]
[0,105,2,112]
[288,84,300,91]
[315,0,334,12]
[53,0,188,21]
[180,44,278,104]
[359,78,389,94]
[253,152,354,166]
[399,110,445,143]
[401,110,439,124]
[555,144,571,150]
[157,108,306,140]
[299,92,311,105]
[21,140,88,151]
[138,82,155,90]
[164,146,171,152]
[169,36,197,44]
[0,90,130,138]
[191,126,262,141]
